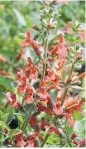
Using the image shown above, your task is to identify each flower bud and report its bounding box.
[32,25,40,31]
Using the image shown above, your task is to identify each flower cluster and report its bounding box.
[0,0,85,147]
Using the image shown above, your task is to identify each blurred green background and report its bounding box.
[0,0,85,75]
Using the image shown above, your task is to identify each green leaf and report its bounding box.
[0,111,9,123]
[4,106,14,124]
[0,76,18,93]
[50,89,57,102]
[47,133,60,145]
[0,92,7,109]
[73,111,83,120]
[13,8,26,26]
[24,103,36,114]
[0,121,6,128]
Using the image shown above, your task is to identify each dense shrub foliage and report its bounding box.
[0,0,85,147]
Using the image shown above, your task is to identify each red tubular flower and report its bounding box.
[65,99,84,113]
[17,84,27,94]
[57,35,68,58]
[25,139,38,147]
[47,77,60,91]
[4,128,8,135]
[6,93,21,109]
[78,138,86,147]
[40,118,50,130]
[15,48,25,62]
[67,114,75,127]
[78,72,85,79]
[25,87,34,104]
[65,99,79,110]
[25,66,38,80]
[37,102,46,112]
[0,69,12,78]
[53,101,63,115]
[21,31,40,56]
[16,69,25,81]
[39,68,60,92]
[54,97,84,126]
[17,77,27,94]
[79,29,85,42]
[26,133,38,147]
[16,133,26,147]
[30,40,40,55]
[24,57,38,79]
[55,59,66,70]
[44,68,56,82]
[38,87,49,100]
[51,35,68,60]
[48,124,62,136]
[72,139,79,145]
[29,115,37,128]
[73,138,86,147]
[64,21,73,34]
[45,96,54,115]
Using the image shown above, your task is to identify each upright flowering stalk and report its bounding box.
[1,0,85,147]
[14,1,85,147]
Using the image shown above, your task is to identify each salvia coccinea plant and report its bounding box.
[0,0,86,147]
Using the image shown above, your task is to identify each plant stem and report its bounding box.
[41,133,49,147]
[41,32,49,81]
[61,62,74,105]
[40,115,57,147]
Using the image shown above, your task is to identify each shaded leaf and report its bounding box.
[4,106,14,125]
[0,76,18,93]
[13,8,26,26]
